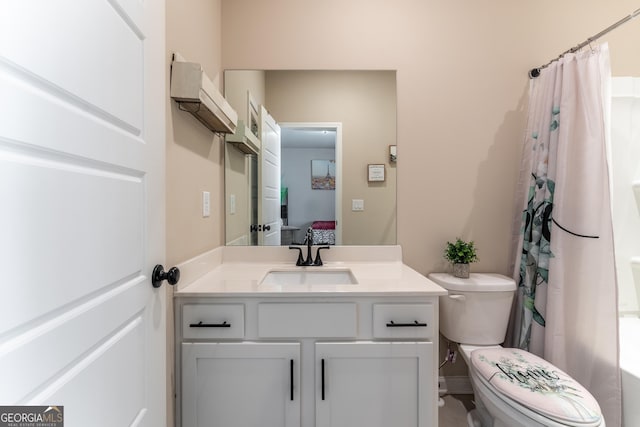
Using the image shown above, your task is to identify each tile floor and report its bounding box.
[439,394,475,426]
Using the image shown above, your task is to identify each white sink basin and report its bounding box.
[260,268,358,285]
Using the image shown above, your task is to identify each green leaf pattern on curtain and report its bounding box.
[516,106,559,350]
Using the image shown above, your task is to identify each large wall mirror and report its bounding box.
[224,70,397,246]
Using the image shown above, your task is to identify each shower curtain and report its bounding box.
[509,44,621,426]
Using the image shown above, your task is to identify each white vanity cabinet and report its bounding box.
[175,297,439,427]
[181,342,300,427]
[315,341,433,427]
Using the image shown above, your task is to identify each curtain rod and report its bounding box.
[529,7,640,78]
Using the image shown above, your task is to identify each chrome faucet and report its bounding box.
[289,227,330,266]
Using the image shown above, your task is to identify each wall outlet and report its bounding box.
[352,199,364,211]
[202,191,210,217]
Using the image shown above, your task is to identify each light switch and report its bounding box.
[352,199,364,211]
[202,191,210,217]
[230,194,236,215]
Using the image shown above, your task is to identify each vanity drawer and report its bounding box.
[258,303,357,338]
[182,304,245,339]
[372,304,434,339]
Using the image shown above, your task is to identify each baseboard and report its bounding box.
[442,375,474,394]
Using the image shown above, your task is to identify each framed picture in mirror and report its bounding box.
[368,164,385,182]
[311,160,336,190]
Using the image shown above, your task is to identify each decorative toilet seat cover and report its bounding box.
[471,348,602,425]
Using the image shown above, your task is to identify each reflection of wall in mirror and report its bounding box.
[224,70,397,245]
[224,71,266,245]
[266,71,396,245]
[224,70,266,125]
[224,144,252,245]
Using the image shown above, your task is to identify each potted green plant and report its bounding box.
[443,238,478,278]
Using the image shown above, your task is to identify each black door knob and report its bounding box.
[152,264,180,288]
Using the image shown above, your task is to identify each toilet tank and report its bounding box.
[428,273,516,345]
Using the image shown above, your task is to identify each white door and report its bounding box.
[316,342,434,427]
[259,106,281,245]
[181,342,300,427]
[0,2,166,426]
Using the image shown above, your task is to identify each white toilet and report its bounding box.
[429,273,605,427]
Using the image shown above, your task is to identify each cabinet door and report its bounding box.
[182,342,300,427]
[316,342,434,427]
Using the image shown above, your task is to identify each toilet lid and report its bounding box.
[471,348,602,426]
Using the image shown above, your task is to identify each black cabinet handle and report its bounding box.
[321,358,325,401]
[290,359,294,401]
[386,320,428,327]
[189,321,231,328]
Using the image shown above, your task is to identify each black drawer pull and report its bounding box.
[290,359,294,401]
[189,321,231,328]
[386,320,427,327]
[321,358,325,401]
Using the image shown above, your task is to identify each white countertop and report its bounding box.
[174,246,447,297]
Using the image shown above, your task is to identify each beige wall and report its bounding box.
[167,0,225,268]
[265,70,397,245]
[163,0,640,270]
[166,1,223,424]
[224,70,266,124]
[221,0,640,275]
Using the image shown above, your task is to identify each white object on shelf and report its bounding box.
[170,54,238,134]
[226,119,261,154]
